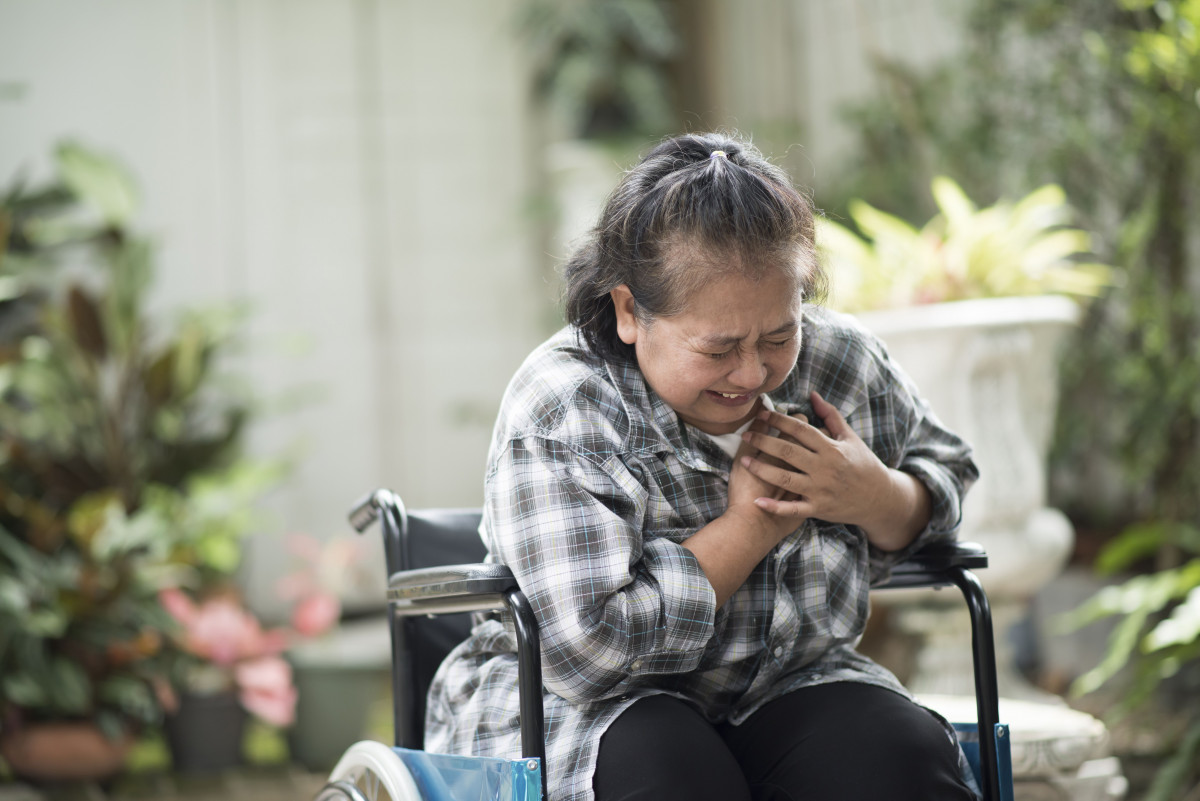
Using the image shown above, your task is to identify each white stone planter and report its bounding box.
[858,295,1080,699]
[859,294,1080,601]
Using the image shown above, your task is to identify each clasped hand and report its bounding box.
[736,391,892,532]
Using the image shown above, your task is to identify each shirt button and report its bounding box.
[631,658,644,671]
[773,646,784,658]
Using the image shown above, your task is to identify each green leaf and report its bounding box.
[0,577,29,613]
[1009,183,1068,227]
[1096,521,1172,574]
[94,709,126,740]
[931,176,976,226]
[48,656,92,714]
[2,670,49,707]
[1019,229,1092,274]
[1145,586,1200,651]
[55,142,138,226]
[847,199,920,244]
[1058,570,1177,630]
[23,609,71,638]
[0,276,22,303]
[1097,522,1200,574]
[92,501,168,561]
[66,285,108,360]
[1069,604,1152,696]
[98,675,159,723]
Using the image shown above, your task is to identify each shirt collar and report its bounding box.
[602,355,729,473]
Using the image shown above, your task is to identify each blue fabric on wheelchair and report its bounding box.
[952,723,1014,801]
[393,746,541,801]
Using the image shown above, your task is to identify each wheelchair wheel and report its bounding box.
[315,740,423,801]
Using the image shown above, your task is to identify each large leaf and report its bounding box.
[847,199,920,245]
[55,143,138,227]
[1063,561,1200,695]
[830,178,1114,310]
[931,176,976,227]
[1145,586,1200,651]
[98,675,158,723]
[1096,521,1200,574]
[66,286,108,360]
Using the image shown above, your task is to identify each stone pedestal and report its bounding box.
[923,695,1128,801]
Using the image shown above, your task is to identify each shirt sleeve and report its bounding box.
[483,433,719,704]
[849,348,980,583]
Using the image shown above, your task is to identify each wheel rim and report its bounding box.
[315,779,370,801]
[326,741,421,801]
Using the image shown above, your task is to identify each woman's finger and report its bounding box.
[760,409,832,450]
[740,454,810,496]
[742,430,817,472]
[753,496,813,518]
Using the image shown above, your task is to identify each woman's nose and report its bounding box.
[727,349,767,389]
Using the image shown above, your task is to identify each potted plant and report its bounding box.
[157,588,299,773]
[818,176,1111,313]
[819,177,1130,791]
[817,176,1112,698]
[0,143,278,782]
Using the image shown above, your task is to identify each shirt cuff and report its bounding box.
[868,455,964,583]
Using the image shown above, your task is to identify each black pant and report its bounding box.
[593,683,976,801]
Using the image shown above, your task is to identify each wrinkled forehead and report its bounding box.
[658,235,810,311]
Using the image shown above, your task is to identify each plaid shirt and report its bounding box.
[425,306,979,801]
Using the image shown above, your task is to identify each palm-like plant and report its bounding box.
[817,176,1112,312]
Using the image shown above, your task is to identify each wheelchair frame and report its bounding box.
[336,488,1011,801]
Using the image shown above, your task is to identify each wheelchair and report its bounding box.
[316,489,1015,801]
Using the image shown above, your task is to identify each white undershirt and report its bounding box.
[701,394,776,460]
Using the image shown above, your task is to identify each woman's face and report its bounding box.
[611,260,804,436]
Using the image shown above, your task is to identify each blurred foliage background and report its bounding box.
[0,142,283,738]
[2,0,1198,795]
[804,2,1200,795]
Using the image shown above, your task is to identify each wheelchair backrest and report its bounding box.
[395,508,486,749]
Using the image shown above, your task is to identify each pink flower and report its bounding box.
[291,592,341,638]
[159,588,197,627]
[162,594,287,667]
[235,656,298,727]
[159,588,297,727]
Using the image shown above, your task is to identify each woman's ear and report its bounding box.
[610,285,640,345]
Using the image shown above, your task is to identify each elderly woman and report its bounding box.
[425,132,980,801]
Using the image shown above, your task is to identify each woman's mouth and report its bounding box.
[704,390,757,407]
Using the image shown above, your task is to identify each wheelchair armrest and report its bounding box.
[387,562,519,616]
[875,540,988,590]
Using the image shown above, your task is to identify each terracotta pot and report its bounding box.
[0,721,133,782]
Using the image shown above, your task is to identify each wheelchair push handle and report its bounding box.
[348,488,409,578]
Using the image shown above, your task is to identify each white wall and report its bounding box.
[690,0,966,195]
[0,0,969,616]
[0,0,549,615]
